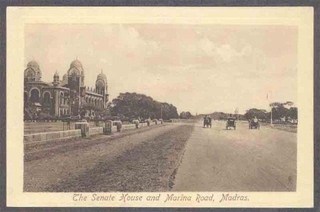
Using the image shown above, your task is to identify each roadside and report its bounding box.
[261,123,297,133]
[24,123,195,192]
[25,123,168,162]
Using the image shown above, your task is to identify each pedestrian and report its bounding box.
[203,115,207,128]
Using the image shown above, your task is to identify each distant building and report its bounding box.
[24,59,109,119]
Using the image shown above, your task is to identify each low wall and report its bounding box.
[24,120,165,143]
[122,124,136,131]
[24,129,81,143]
[140,123,148,127]
[89,127,103,135]
[171,119,197,123]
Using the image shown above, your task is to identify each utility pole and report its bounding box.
[268,92,273,126]
[161,105,163,119]
[235,108,239,121]
[270,105,273,126]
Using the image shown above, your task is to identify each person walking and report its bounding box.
[203,115,207,128]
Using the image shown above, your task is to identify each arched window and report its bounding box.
[60,92,64,105]
[43,92,51,105]
[30,89,40,103]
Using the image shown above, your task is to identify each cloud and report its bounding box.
[117,26,159,57]
[197,38,253,63]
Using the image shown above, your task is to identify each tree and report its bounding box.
[110,92,179,120]
[244,108,268,120]
[180,111,193,119]
[288,107,298,120]
[269,101,297,121]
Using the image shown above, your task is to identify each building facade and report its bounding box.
[24,59,109,119]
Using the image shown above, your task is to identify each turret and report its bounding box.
[53,71,60,86]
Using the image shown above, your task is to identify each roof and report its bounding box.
[97,72,107,82]
[70,59,84,72]
[27,60,40,69]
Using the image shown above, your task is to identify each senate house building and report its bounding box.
[24,59,109,119]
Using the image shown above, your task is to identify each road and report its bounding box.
[24,123,194,192]
[173,120,297,191]
[24,120,296,192]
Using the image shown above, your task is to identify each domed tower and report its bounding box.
[67,59,85,92]
[53,71,60,86]
[95,70,109,108]
[24,60,42,82]
[68,59,85,115]
[61,73,68,84]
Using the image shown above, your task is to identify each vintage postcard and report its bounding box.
[6,7,313,207]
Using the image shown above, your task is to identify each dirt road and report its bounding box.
[24,123,194,192]
[173,120,297,191]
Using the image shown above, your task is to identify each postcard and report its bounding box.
[6,7,313,207]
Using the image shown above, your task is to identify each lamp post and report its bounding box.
[268,92,273,126]
[270,105,273,126]
[235,108,239,121]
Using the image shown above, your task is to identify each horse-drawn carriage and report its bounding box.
[249,119,260,129]
[203,116,212,128]
[226,117,236,130]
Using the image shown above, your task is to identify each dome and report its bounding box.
[97,70,107,82]
[70,59,84,72]
[54,71,59,77]
[27,60,40,69]
[62,73,68,80]
[25,60,42,81]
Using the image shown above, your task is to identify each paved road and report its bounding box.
[173,120,297,191]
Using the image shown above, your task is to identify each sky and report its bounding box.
[25,24,298,114]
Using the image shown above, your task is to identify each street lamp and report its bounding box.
[268,92,273,126]
[235,108,239,121]
[270,105,273,126]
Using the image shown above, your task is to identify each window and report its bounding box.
[60,92,64,105]
[30,89,40,103]
[43,92,51,105]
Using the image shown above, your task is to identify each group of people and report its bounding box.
[248,116,258,123]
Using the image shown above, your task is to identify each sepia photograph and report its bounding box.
[6,7,314,208]
[23,23,298,193]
